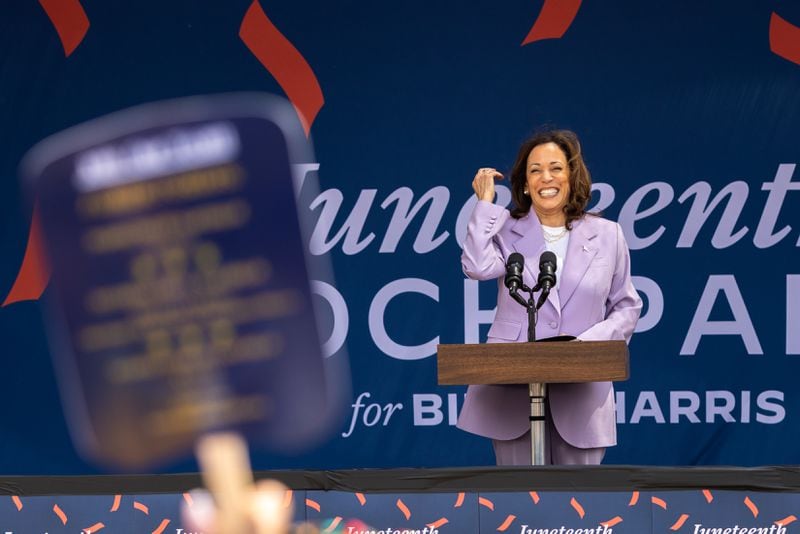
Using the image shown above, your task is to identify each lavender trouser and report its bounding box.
[492,405,606,465]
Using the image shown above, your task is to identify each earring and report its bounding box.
[524,189,529,196]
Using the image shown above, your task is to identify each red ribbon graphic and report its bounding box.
[38,0,90,57]
[522,0,582,45]
[770,13,800,66]
[239,1,325,136]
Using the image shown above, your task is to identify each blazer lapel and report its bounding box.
[510,213,543,259]
[510,214,561,315]
[559,217,598,308]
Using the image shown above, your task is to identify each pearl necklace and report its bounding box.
[542,226,568,243]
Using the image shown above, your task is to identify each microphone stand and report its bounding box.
[508,282,550,466]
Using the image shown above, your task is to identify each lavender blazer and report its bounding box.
[457,201,642,448]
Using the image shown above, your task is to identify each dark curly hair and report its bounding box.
[509,130,592,229]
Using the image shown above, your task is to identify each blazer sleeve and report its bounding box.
[577,222,643,343]
[460,200,511,281]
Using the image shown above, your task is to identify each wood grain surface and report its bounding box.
[437,341,629,385]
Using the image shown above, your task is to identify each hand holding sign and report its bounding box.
[23,94,347,531]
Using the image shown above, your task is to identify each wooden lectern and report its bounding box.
[437,340,629,465]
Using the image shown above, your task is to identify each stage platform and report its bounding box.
[1,466,799,533]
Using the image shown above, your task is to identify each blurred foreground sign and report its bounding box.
[24,94,341,469]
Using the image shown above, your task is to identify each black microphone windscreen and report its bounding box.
[508,252,525,269]
[540,250,557,270]
[504,252,525,291]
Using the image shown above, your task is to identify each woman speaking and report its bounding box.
[457,130,642,465]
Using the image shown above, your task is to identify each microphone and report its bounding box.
[504,253,525,293]
[537,251,557,292]
[505,253,528,307]
[536,251,557,309]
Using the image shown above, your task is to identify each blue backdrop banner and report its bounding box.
[0,0,799,473]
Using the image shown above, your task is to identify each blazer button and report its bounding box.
[549,322,558,329]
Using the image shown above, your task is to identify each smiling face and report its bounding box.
[526,142,571,226]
